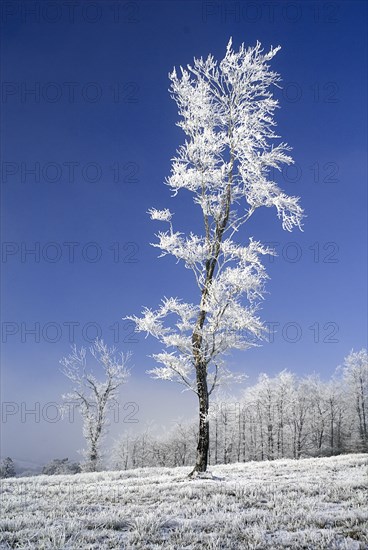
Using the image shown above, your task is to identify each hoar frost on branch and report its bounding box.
[126,39,304,475]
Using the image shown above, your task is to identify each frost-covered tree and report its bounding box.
[291,378,311,459]
[307,375,330,455]
[127,39,303,475]
[342,349,368,450]
[42,458,81,475]
[274,370,295,458]
[0,457,15,478]
[60,339,130,471]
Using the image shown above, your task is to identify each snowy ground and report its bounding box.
[0,454,367,549]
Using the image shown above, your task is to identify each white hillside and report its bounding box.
[1,454,367,549]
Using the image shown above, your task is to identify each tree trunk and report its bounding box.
[237,408,241,462]
[189,165,232,477]
[88,442,98,472]
[297,431,302,459]
[330,415,334,454]
[241,409,246,462]
[214,414,218,464]
[190,365,209,476]
[359,378,367,445]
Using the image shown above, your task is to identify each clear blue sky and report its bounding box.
[1,0,367,465]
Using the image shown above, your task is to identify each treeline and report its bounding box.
[112,349,367,470]
[3,349,366,477]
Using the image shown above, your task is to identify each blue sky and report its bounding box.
[1,0,367,465]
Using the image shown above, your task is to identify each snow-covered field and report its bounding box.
[1,454,367,549]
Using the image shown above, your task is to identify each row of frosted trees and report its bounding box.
[112,349,367,470]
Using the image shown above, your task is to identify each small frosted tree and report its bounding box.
[60,339,130,471]
[127,39,303,475]
[0,457,15,478]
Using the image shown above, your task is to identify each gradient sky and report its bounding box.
[1,0,367,466]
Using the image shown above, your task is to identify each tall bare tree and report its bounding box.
[127,39,303,475]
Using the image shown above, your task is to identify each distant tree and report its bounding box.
[323,379,346,455]
[0,457,15,478]
[112,432,132,471]
[127,38,303,476]
[42,458,81,475]
[60,339,130,471]
[290,378,311,459]
[342,349,368,450]
[273,371,294,459]
[307,375,329,456]
[112,421,198,470]
[253,374,277,460]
